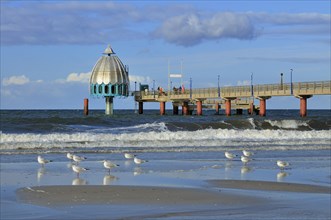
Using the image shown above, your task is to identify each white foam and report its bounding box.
[265,119,310,129]
[247,118,257,129]
[1,129,330,151]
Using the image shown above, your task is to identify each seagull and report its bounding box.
[242,149,254,157]
[37,155,52,167]
[277,160,290,170]
[225,151,237,160]
[134,157,148,165]
[73,155,87,164]
[241,156,252,164]
[66,152,74,161]
[101,160,119,173]
[124,153,136,159]
[72,164,89,177]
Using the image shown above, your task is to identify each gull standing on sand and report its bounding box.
[37,155,52,167]
[241,155,252,164]
[242,149,254,157]
[73,155,87,164]
[225,151,237,160]
[66,152,74,161]
[124,153,136,159]
[277,160,290,170]
[72,164,89,177]
[101,160,119,173]
[134,156,148,165]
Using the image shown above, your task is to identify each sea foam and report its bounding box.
[1,129,330,152]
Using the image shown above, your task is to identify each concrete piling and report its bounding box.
[83,98,89,116]
[160,102,166,115]
[196,100,202,115]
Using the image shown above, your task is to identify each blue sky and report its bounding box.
[1,1,330,110]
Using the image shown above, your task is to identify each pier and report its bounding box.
[134,80,331,117]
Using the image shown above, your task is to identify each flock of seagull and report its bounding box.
[37,153,148,177]
[37,150,290,177]
[224,149,290,170]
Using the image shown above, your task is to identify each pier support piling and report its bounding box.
[173,104,179,115]
[138,102,143,114]
[236,109,243,115]
[257,96,270,117]
[83,98,89,116]
[298,95,312,117]
[300,97,307,117]
[105,97,113,115]
[160,102,166,115]
[215,102,220,115]
[259,99,266,116]
[182,102,189,115]
[225,99,231,116]
[196,100,202,115]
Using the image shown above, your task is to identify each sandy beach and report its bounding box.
[1,151,331,219]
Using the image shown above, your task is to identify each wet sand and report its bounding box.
[16,185,264,206]
[209,179,331,194]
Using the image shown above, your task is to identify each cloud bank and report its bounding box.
[1,2,330,46]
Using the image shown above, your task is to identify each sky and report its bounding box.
[1,0,330,110]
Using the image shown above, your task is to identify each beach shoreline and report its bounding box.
[2,150,331,219]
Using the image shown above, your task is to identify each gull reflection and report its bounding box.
[72,177,88,185]
[124,160,133,167]
[225,161,233,172]
[103,174,118,185]
[37,167,46,183]
[133,167,144,176]
[240,165,253,180]
[241,166,253,174]
[277,171,289,182]
[67,162,73,169]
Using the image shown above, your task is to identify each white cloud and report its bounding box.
[237,80,251,86]
[129,75,152,84]
[66,72,91,83]
[1,2,330,46]
[2,75,30,86]
[153,12,257,46]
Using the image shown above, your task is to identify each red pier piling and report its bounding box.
[160,102,166,115]
[225,99,231,116]
[83,98,89,116]
[196,100,202,115]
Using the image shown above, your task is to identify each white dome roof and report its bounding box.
[90,45,129,85]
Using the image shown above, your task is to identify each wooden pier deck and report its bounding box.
[134,80,331,116]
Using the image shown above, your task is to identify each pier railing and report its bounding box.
[134,80,331,102]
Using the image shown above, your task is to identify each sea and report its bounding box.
[1,109,330,156]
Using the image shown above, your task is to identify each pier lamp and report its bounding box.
[134,81,137,113]
[250,72,254,97]
[280,73,284,90]
[153,80,155,98]
[290,69,293,95]
[218,74,220,97]
[190,77,192,99]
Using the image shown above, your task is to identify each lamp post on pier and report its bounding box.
[190,77,192,99]
[290,69,293,95]
[153,80,155,98]
[218,74,220,97]
[250,72,254,97]
[134,81,137,113]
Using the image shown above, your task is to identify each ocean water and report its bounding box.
[1,109,330,155]
[1,109,330,220]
